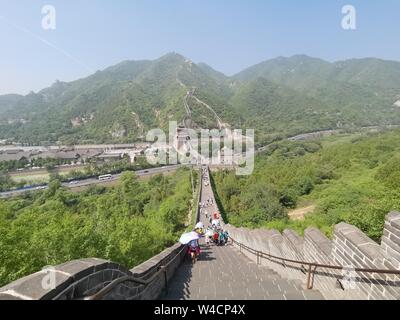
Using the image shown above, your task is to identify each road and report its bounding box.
[0,165,183,199]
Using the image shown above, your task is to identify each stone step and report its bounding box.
[265,290,321,301]
[302,290,326,300]
[282,291,307,301]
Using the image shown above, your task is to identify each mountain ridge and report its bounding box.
[1,53,400,145]
[3,53,400,97]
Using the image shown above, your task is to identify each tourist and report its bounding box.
[213,231,219,245]
[223,230,230,245]
[188,239,201,264]
[205,228,213,246]
[218,230,225,246]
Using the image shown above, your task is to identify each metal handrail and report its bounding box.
[229,237,400,290]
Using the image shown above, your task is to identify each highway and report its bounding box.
[0,165,183,199]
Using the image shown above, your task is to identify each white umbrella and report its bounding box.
[179,231,200,245]
[212,219,220,227]
[195,222,204,229]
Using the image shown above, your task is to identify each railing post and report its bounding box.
[306,265,317,290]
[160,266,168,295]
[307,265,312,289]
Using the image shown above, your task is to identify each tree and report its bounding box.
[0,172,13,192]
[45,179,62,198]
[120,171,139,195]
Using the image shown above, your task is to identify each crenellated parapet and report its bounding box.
[0,258,131,300]
[0,245,188,301]
[381,212,400,269]
[228,212,400,300]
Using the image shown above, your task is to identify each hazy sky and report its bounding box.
[1,0,399,95]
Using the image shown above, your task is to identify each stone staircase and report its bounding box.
[164,167,324,300]
[164,244,324,300]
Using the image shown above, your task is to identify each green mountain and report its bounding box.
[0,53,232,144]
[1,54,400,145]
[235,55,400,94]
[234,55,400,133]
[235,55,333,90]
[230,78,337,143]
[0,94,24,111]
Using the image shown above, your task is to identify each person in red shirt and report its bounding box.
[213,232,219,244]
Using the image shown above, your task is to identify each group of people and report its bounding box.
[185,166,229,263]
[205,226,229,246]
[200,198,214,210]
[186,214,230,264]
[200,199,216,222]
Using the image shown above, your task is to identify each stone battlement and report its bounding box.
[226,212,400,300]
[0,243,188,301]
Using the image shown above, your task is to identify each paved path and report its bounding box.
[164,168,324,300]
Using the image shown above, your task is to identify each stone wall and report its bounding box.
[0,242,188,300]
[0,258,131,300]
[226,212,400,300]
[333,221,400,300]
[381,212,400,269]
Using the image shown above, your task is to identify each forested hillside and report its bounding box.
[213,129,400,242]
[1,54,400,145]
[229,78,337,144]
[0,168,195,287]
[234,56,400,143]
[0,53,233,144]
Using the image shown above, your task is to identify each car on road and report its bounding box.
[69,181,79,185]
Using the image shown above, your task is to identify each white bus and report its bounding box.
[98,174,112,181]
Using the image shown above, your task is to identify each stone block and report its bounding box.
[386,211,400,226]
[55,258,109,281]
[0,269,72,300]
[305,227,332,257]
